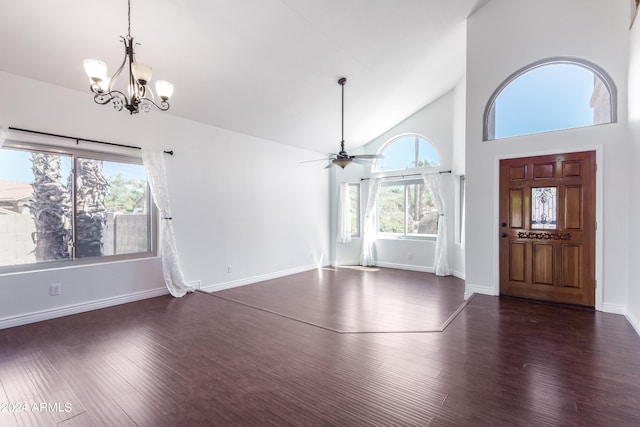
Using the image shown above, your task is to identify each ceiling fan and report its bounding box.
[304,77,382,169]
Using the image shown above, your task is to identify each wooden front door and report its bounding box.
[499,151,596,307]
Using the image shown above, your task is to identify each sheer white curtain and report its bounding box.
[360,177,381,266]
[336,183,352,243]
[423,173,450,276]
[142,149,193,297]
[0,123,7,149]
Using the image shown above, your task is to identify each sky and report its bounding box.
[494,63,596,139]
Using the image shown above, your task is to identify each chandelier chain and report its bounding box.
[127,0,131,38]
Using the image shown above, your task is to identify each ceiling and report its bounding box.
[0,0,490,154]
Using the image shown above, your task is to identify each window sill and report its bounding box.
[376,234,436,242]
[0,253,158,276]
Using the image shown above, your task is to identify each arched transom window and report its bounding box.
[484,58,617,141]
[372,134,440,172]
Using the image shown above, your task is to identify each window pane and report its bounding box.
[348,184,359,237]
[377,185,405,234]
[492,63,612,140]
[0,148,73,266]
[407,183,438,236]
[531,187,557,229]
[373,135,440,172]
[76,158,149,257]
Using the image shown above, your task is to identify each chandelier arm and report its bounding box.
[92,90,127,112]
[89,83,104,96]
[106,36,130,93]
[139,97,170,112]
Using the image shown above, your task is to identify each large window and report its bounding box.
[377,180,437,237]
[484,58,616,140]
[0,142,155,270]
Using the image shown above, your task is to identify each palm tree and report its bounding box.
[28,152,72,261]
[75,158,109,258]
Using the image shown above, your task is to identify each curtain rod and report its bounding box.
[361,170,451,181]
[8,127,173,155]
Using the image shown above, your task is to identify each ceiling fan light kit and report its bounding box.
[83,0,174,114]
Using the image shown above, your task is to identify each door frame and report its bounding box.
[492,145,604,310]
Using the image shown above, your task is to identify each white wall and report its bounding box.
[465,0,630,311]
[0,71,330,328]
[333,90,463,276]
[452,78,467,277]
[626,8,640,333]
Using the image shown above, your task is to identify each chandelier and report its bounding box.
[83,0,174,114]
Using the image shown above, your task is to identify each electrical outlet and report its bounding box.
[227,266,232,274]
[50,283,61,296]
[408,253,413,260]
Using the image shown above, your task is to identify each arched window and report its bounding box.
[372,134,440,172]
[484,57,617,141]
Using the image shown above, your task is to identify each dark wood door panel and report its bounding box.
[499,151,595,307]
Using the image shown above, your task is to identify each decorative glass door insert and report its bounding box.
[531,187,557,229]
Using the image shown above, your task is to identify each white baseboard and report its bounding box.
[601,302,626,315]
[375,262,434,273]
[464,283,496,300]
[342,261,465,278]
[626,311,640,338]
[333,259,361,267]
[0,287,169,330]
[452,269,465,280]
[202,264,320,293]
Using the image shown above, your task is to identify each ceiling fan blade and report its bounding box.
[300,158,333,163]
[325,162,335,169]
[353,154,383,159]
[352,157,373,165]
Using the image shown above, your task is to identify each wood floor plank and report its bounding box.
[0,378,19,427]
[39,343,137,426]
[17,350,86,424]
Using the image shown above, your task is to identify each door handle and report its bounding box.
[501,233,507,238]
[501,222,507,227]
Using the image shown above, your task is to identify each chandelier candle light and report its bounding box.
[83,0,174,114]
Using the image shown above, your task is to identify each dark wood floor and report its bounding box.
[1,271,639,426]
[215,267,466,332]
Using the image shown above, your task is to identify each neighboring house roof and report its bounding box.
[0,181,33,202]
[0,181,33,214]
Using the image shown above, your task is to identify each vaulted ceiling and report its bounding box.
[0,0,490,154]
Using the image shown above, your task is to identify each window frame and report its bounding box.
[376,178,437,241]
[0,140,157,274]
[483,57,618,141]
